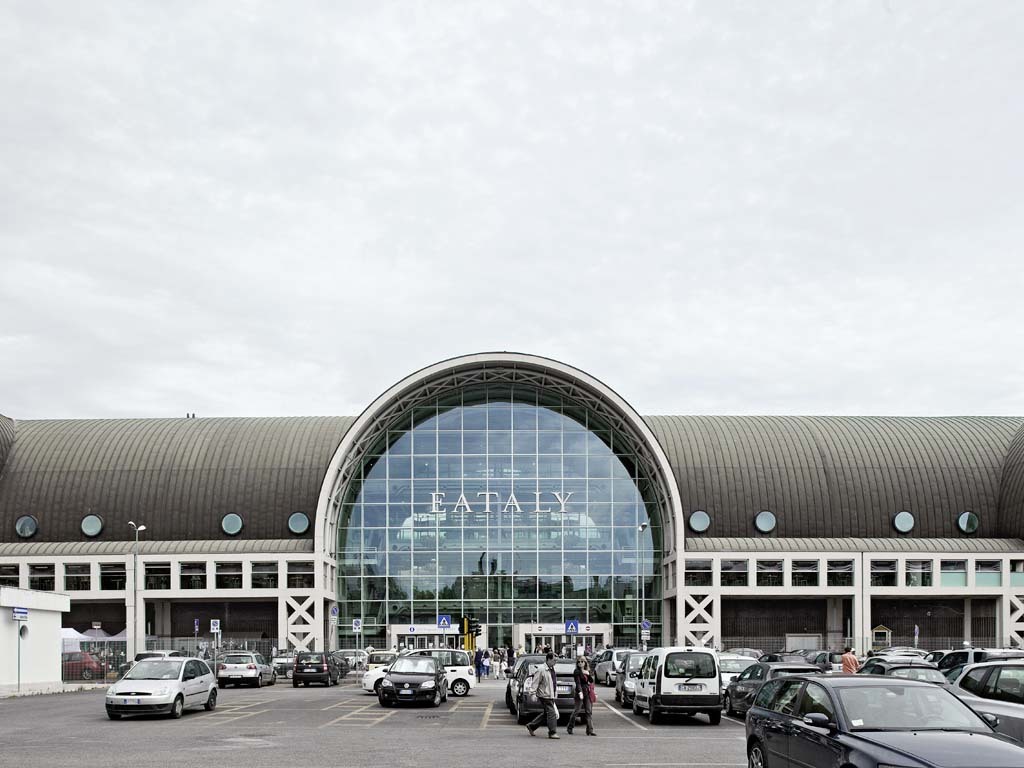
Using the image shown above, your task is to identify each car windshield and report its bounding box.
[369,653,396,665]
[838,684,989,731]
[720,658,756,673]
[224,655,253,664]
[391,658,435,674]
[124,660,183,680]
[664,652,716,678]
[526,662,576,676]
[888,668,947,683]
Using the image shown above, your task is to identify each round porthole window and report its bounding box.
[288,511,310,535]
[958,511,979,534]
[754,510,777,534]
[689,510,711,533]
[80,514,103,537]
[893,511,915,534]
[221,513,243,536]
[15,515,38,538]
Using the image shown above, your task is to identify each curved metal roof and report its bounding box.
[0,414,14,475]
[0,417,353,543]
[646,416,1024,539]
[1000,423,1024,538]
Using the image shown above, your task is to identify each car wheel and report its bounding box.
[708,710,721,726]
[82,668,94,680]
[256,674,263,688]
[106,710,121,720]
[204,689,217,712]
[374,680,383,695]
[432,689,442,707]
[170,696,184,719]
[724,694,734,716]
[648,704,660,725]
[442,686,448,703]
[748,740,768,768]
[505,688,514,712]
[516,703,530,725]
[451,679,469,697]
[632,697,643,716]
[270,672,277,686]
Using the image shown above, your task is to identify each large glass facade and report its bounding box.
[337,385,661,649]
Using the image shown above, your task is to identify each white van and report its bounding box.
[632,646,722,725]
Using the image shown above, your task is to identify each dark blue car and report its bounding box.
[745,674,1024,768]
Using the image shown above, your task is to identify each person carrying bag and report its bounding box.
[567,656,596,736]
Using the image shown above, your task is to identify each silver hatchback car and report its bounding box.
[106,657,218,719]
[216,651,276,688]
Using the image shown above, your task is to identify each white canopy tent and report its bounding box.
[60,627,91,652]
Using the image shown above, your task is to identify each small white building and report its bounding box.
[0,586,71,694]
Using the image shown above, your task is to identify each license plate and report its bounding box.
[122,698,140,705]
[399,690,413,695]
[230,674,241,678]
[677,684,701,692]
[557,686,572,694]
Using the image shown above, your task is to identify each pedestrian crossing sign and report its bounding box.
[565,619,580,634]
[437,614,452,629]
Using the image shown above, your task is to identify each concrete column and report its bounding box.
[964,598,972,644]
[277,595,289,651]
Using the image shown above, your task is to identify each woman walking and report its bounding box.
[566,656,596,736]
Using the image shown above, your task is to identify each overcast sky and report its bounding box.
[1,2,1022,421]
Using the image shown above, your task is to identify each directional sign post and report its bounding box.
[12,607,28,621]
[194,619,199,656]
[13,607,28,693]
[565,619,580,635]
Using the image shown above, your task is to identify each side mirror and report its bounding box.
[802,713,833,730]
[982,713,1000,728]
[505,667,513,675]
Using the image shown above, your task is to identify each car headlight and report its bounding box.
[421,680,436,689]
[153,687,170,697]
[624,680,635,689]
[106,686,117,696]
[381,678,393,687]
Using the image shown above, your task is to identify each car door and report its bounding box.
[788,682,842,768]
[737,665,766,711]
[764,679,804,767]
[182,661,203,706]
[635,655,654,707]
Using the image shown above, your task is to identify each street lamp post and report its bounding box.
[128,521,146,659]
[637,522,648,649]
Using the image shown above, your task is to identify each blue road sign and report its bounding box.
[12,607,28,621]
[641,619,652,631]
[565,619,580,635]
[194,618,199,633]
[437,614,452,629]
[330,605,340,618]
[352,618,363,633]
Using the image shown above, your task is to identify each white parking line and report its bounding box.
[723,715,746,727]
[600,701,649,731]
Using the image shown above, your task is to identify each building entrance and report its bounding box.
[514,623,612,657]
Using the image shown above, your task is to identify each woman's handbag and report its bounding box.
[588,681,597,703]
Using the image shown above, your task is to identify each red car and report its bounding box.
[62,651,105,680]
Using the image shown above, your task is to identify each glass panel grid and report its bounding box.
[337,387,661,640]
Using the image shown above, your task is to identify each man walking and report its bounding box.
[526,653,560,739]
[841,647,860,674]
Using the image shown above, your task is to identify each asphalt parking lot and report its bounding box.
[0,678,748,768]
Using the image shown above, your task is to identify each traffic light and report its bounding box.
[469,617,481,638]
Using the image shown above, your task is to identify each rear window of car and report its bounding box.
[298,653,324,663]
[771,666,817,678]
[664,652,716,679]
[224,655,253,664]
[369,653,395,665]
[889,667,947,683]
[451,651,471,666]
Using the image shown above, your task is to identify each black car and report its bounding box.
[758,653,807,663]
[505,653,545,713]
[292,651,342,687]
[328,651,352,677]
[724,661,818,716]
[745,675,1024,768]
[511,659,578,725]
[378,655,448,707]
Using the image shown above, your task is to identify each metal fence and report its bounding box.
[61,640,127,682]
